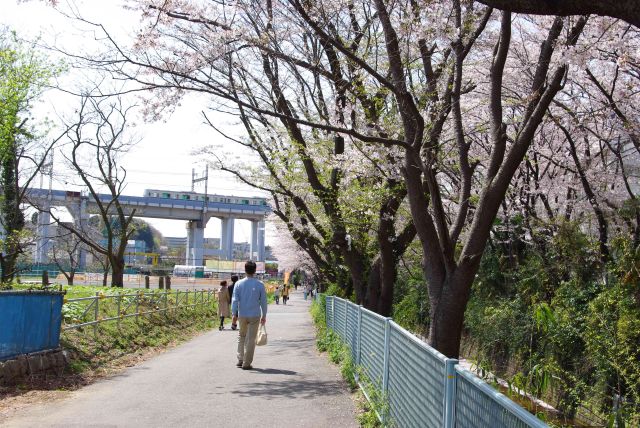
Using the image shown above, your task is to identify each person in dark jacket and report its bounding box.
[229,274,239,329]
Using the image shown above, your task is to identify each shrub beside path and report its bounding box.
[3,290,358,427]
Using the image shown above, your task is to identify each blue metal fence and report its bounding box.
[324,295,547,428]
[0,291,64,360]
[345,301,359,361]
[359,308,386,388]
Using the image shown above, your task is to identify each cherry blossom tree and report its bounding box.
[45,0,612,357]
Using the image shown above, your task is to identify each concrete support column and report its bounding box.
[68,197,90,271]
[221,217,235,260]
[250,220,259,260]
[34,203,51,264]
[186,220,205,266]
[257,220,266,261]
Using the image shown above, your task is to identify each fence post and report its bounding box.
[382,318,391,392]
[165,276,171,290]
[343,301,348,338]
[94,292,99,339]
[159,276,165,290]
[116,293,121,330]
[356,305,362,381]
[444,358,458,428]
[325,296,330,328]
[382,317,392,425]
[135,291,140,323]
[331,297,335,330]
[186,290,189,307]
[164,290,169,317]
[145,275,150,289]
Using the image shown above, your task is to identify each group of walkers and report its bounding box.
[273,281,316,304]
[273,283,290,304]
[216,274,238,330]
[215,265,317,370]
[215,261,268,370]
[302,282,315,300]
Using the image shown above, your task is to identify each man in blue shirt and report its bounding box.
[231,260,267,370]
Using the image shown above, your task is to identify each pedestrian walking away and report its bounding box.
[231,261,268,370]
[229,274,239,330]
[282,284,290,305]
[228,275,239,304]
[274,284,281,304]
[217,280,230,330]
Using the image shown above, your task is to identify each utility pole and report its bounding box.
[39,149,54,192]
[191,165,209,213]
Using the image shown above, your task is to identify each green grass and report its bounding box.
[12,283,222,379]
[0,282,219,395]
[4,280,267,390]
[62,300,217,371]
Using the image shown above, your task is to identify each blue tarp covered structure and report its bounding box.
[0,291,63,360]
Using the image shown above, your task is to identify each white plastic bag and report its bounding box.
[256,324,268,346]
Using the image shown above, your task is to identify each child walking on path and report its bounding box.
[274,285,281,304]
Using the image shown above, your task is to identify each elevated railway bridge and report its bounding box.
[25,188,270,268]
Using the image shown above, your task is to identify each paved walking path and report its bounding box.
[3,291,358,427]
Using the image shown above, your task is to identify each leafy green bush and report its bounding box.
[388,219,639,425]
[392,267,430,335]
[461,222,640,425]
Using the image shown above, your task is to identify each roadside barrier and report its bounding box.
[0,291,63,360]
[325,295,547,428]
[62,289,214,337]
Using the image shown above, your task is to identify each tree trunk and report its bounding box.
[102,259,110,287]
[427,268,474,358]
[377,222,397,317]
[343,248,368,304]
[1,142,24,284]
[111,257,125,287]
[477,0,640,29]
[365,256,382,311]
[0,258,12,284]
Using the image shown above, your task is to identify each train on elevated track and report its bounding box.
[144,189,268,206]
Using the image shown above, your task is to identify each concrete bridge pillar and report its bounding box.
[250,221,258,260]
[78,197,90,271]
[34,202,52,264]
[257,219,266,261]
[251,219,266,261]
[67,197,90,271]
[221,217,235,261]
[186,220,205,266]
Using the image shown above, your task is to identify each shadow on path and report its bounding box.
[251,368,298,376]
[231,378,346,399]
